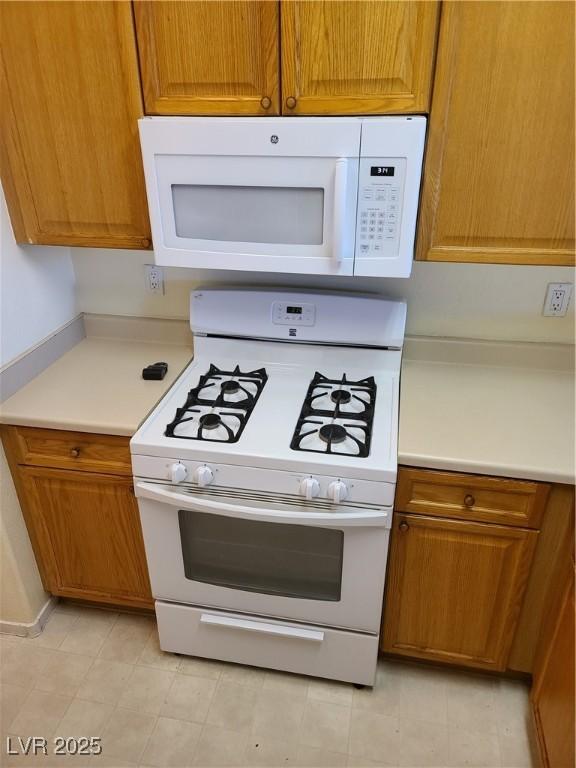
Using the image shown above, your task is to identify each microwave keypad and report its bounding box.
[356,158,406,257]
[359,186,400,252]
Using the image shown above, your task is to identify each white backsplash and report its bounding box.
[72,248,575,344]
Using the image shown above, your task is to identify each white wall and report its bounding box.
[72,248,575,344]
[0,183,77,626]
[0,190,77,366]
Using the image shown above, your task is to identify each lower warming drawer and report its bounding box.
[155,601,379,685]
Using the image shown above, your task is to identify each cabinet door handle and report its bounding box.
[463,494,475,508]
[70,448,81,458]
[285,96,297,110]
[260,96,272,110]
[399,521,409,532]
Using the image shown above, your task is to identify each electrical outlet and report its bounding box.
[543,283,573,317]
[145,264,164,295]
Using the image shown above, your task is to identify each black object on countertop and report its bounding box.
[142,362,168,380]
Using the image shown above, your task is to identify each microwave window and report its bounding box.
[172,185,324,245]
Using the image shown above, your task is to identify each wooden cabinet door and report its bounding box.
[134,1,280,115]
[532,573,575,768]
[417,1,575,266]
[19,466,153,609]
[281,1,439,115]
[0,2,151,249]
[382,513,538,670]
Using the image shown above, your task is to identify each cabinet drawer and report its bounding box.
[9,426,132,476]
[396,468,549,529]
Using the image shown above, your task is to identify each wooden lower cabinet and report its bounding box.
[532,571,575,768]
[382,512,538,670]
[531,513,575,768]
[2,426,152,609]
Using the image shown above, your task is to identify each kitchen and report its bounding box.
[0,2,574,767]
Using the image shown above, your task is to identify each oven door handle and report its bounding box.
[332,158,348,264]
[135,481,390,528]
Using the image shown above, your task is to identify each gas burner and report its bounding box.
[330,389,351,405]
[319,423,347,444]
[165,364,267,443]
[199,413,222,430]
[291,373,376,457]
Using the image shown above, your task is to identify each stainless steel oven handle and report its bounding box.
[200,613,324,642]
[332,158,348,264]
[135,481,389,528]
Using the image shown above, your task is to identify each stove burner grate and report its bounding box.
[290,372,376,457]
[165,364,267,443]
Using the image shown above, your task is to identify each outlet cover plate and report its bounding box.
[145,264,164,295]
[543,282,573,317]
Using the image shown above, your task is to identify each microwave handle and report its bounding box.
[134,481,389,529]
[332,158,348,264]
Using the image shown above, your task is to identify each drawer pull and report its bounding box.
[200,613,324,642]
[260,95,272,110]
[399,521,409,532]
[70,448,81,458]
[285,96,297,109]
[464,494,475,508]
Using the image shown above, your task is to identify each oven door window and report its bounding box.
[178,510,343,601]
[172,184,324,245]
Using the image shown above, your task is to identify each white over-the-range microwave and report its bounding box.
[139,116,426,278]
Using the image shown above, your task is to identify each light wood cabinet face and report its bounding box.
[20,466,152,608]
[0,1,151,249]
[396,468,549,529]
[532,566,575,768]
[382,513,538,670]
[134,1,280,115]
[418,1,575,266]
[281,1,439,115]
[11,427,132,476]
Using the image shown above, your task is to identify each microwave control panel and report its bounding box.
[356,158,406,258]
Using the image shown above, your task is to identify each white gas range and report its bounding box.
[131,288,406,685]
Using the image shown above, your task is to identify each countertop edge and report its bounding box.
[398,452,575,486]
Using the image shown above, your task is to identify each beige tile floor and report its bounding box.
[0,604,534,768]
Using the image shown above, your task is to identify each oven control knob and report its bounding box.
[169,462,187,484]
[327,480,349,504]
[300,477,320,500]
[194,465,214,487]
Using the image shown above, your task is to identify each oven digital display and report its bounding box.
[370,166,395,177]
[287,306,302,314]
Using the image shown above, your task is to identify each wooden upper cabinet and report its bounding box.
[134,1,280,115]
[0,2,151,249]
[417,1,575,266]
[281,1,439,115]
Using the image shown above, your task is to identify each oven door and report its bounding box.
[139,117,360,276]
[135,481,390,633]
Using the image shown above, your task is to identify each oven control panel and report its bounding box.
[356,158,406,258]
[271,301,316,326]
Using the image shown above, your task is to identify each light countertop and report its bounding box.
[1,319,573,484]
[0,316,193,437]
[399,338,575,484]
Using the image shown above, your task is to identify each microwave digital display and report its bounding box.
[287,306,302,314]
[370,166,395,177]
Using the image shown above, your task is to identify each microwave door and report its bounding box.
[150,154,359,275]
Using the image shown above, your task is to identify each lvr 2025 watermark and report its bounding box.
[6,736,102,756]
